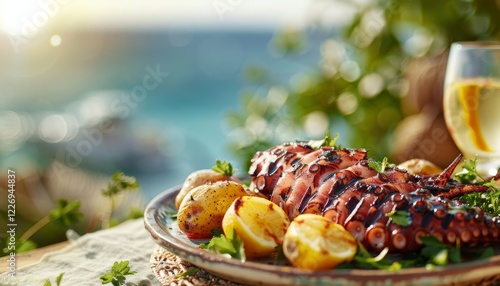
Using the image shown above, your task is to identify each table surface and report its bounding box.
[0,219,162,286]
[0,241,70,274]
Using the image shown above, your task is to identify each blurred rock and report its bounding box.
[390,53,461,168]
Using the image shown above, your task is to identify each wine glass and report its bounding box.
[443,42,500,177]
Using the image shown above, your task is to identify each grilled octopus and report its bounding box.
[248,141,500,253]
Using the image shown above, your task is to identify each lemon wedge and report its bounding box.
[222,196,290,258]
[283,214,357,270]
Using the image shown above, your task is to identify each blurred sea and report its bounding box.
[0,29,328,199]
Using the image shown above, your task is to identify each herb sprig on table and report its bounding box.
[99,260,137,286]
[43,273,64,286]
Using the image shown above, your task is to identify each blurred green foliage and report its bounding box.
[227,0,500,170]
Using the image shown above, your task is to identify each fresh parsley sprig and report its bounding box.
[351,242,401,271]
[386,210,412,227]
[420,236,461,266]
[99,260,137,286]
[164,210,178,220]
[212,160,236,176]
[455,158,500,216]
[43,273,64,286]
[368,157,396,173]
[455,158,486,183]
[199,229,246,261]
[308,131,340,150]
[174,268,199,279]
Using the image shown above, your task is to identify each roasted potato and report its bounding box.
[175,168,240,209]
[177,181,249,239]
[397,158,443,176]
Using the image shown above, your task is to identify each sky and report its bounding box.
[0,0,356,34]
[0,0,359,195]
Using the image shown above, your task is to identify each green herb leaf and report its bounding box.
[44,273,64,286]
[455,159,500,216]
[353,242,401,270]
[211,228,224,237]
[420,235,461,266]
[164,210,178,220]
[56,273,64,286]
[212,160,236,176]
[478,247,495,260]
[308,131,340,150]
[100,260,137,286]
[455,158,484,183]
[274,245,287,264]
[10,239,37,254]
[102,171,139,197]
[49,199,83,228]
[368,157,395,173]
[386,210,412,227]
[199,228,246,261]
[174,268,199,279]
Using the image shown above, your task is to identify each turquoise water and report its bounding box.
[1,29,326,199]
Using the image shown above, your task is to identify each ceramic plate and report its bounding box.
[144,186,500,286]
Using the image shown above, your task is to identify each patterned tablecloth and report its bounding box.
[0,219,162,286]
[2,218,499,286]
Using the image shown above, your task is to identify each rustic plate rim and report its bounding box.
[143,186,500,285]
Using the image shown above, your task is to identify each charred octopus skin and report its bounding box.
[248,142,499,253]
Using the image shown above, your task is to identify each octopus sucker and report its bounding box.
[366,226,387,251]
[249,142,500,253]
[346,220,366,241]
[391,231,407,251]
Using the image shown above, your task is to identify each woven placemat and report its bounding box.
[150,246,243,286]
[150,246,500,286]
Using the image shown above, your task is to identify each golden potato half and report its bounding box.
[177,181,249,239]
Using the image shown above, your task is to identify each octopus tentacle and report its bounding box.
[249,142,500,253]
[427,153,463,187]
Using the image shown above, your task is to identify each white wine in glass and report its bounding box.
[443,42,500,177]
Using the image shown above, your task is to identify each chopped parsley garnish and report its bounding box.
[164,210,178,220]
[420,235,461,266]
[368,157,395,173]
[308,131,340,150]
[174,268,199,279]
[352,243,401,271]
[212,160,236,176]
[386,210,412,227]
[199,228,246,261]
[455,158,500,216]
[99,260,137,286]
